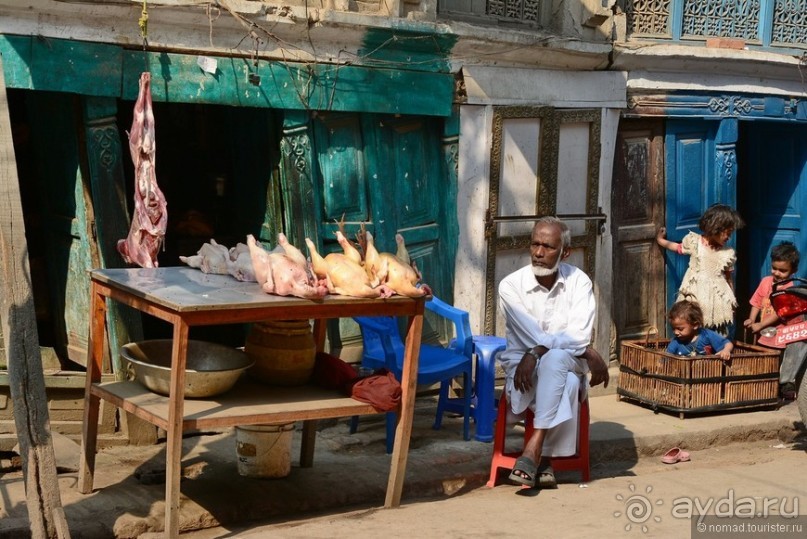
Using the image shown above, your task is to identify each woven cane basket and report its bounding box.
[617,328,780,417]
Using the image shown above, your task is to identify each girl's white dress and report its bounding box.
[676,232,736,328]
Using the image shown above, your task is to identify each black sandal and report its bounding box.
[537,462,557,489]
[508,456,537,487]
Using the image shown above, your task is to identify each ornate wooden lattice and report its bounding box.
[681,0,761,40]
[626,0,807,48]
[771,0,807,44]
[487,0,542,23]
[625,0,672,36]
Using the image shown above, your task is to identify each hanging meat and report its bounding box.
[117,72,167,268]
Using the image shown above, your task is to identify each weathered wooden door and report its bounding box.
[25,92,96,366]
[611,119,666,344]
[739,122,807,298]
[663,119,719,312]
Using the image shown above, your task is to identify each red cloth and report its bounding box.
[350,370,402,412]
[311,353,401,411]
[312,352,358,391]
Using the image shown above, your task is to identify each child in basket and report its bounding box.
[743,241,800,349]
[666,300,734,359]
[657,204,745,335]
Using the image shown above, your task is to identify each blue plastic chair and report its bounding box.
[350,295,473,453]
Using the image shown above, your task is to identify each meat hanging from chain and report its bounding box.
[117,72,167,268]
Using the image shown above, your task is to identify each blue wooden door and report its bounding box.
[740,123,807,292]
[663,119,720,311]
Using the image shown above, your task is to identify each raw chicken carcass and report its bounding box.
[277,232,309,267]
[364,232,430,298]
[247,235,327,299]
[117,72,167,268]
[179,239,229,274]
[305,233,392,298]
[180,240,257,282]
[395,233,410,266]
[336,230,363,266]
[227,242,256,282]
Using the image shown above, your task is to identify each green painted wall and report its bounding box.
[0,35,455,116]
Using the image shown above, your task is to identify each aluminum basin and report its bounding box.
[121,340,254,398]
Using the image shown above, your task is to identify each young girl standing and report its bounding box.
[656,204,745,335]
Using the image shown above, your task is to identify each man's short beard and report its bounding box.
[532,257,561,277]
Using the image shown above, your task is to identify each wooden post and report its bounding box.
[0,55,70,538]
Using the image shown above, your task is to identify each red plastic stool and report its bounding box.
[486,391,590,487]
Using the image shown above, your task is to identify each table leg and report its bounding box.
[78,282,107,494]
[300,319,328,467]
[164,320,190,538]
[384,311,422,508]
[300,421,317,468]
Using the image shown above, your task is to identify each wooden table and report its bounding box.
[78,267,425,538]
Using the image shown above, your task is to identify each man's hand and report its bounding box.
[583,346,609,388]
[513,350,539,393]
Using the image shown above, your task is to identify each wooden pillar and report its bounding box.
[81,97,144,378]
[441,106,460,302]
[279,110,321,458]
[715,118,738,207]
[81,97,155,444]
[278,110,318,248]
[0,55,69,539]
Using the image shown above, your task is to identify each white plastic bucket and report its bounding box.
[235,423,295,478]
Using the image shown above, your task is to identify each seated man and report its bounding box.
[498,216,609,488]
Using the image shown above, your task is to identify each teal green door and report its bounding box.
[25,92,95,366]
[312,112,452,297]
[311,112,454,343]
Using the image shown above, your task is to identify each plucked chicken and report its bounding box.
[247,234,327,299]
[305,232,392,298]
[179,239,229,274]
[227,242,256,282]
[117,72,168,268]
[363,232,429,297]
[179,240,256,282]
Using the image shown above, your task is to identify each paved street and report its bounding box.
[182,437,807,538]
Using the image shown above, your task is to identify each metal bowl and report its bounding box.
[121,340,254,398]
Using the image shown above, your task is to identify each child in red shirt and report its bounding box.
[743,241,800,349]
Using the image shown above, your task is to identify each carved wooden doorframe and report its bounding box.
[483,106,603,335]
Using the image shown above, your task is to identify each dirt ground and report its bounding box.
[181,436,807,538]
